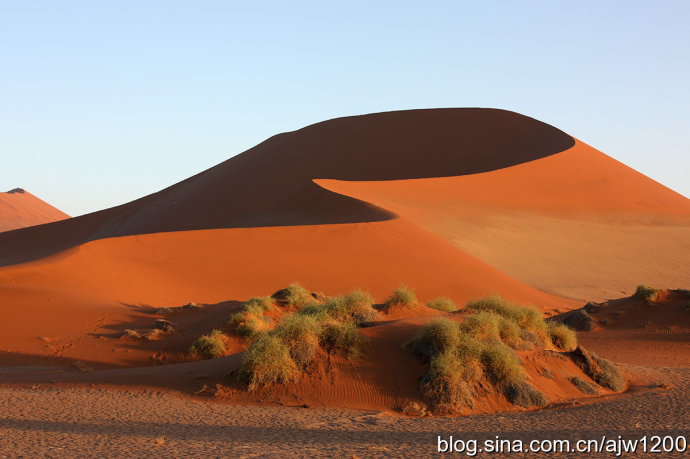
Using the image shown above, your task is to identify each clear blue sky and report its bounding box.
[1,1,688,216]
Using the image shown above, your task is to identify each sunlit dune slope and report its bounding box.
[317,140,690,301]
[0,219,575,366]
[0,188,69,232]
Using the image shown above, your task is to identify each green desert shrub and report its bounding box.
[384,285,417,309]
[571,376,600,395]
[240,334,300,391]
[411,318,463,362]
[466,296,548,344]
[297,302,331,321]
[227,311,271,338]
[189,329,226,358]
[282,283,314,308]
[244,296,275,316]
[480,341,524,388]
[324,289,378,325]
[635,284,660,302]
[461,311,523,349]
[273,314,323,368]
[547,321,577,351]
[321,321,367,358]
[426,297,458,312]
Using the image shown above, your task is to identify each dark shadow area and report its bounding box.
[0,108,575,266]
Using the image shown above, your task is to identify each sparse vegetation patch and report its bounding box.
[635,284,660,303]
[189,329,227,358]
[426,297,458,312]
[384,285,417,309]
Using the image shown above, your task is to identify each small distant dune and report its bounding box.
[0,188,69,233]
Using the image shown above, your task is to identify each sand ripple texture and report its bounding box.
[0,366,688,458]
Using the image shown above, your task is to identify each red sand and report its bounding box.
[0,188,69,233]
[0,109,688,436]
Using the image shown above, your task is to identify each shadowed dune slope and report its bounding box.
[0,189,69,233]
[0,108,574,266]
[317,140,690,301]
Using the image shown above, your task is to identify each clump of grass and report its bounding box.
[461,311,523,349]
[420,349,483,413]
[480,341,524,388]
[410,318,464,362]
[274,283,315,308]
[244,296,275,315]
[635,284,660,302]
[426,297,458,312]
[189,329,226,358]
[572,346,625,392]
[466,295,548,344]
[504,381,548,408]
[324,289,378,325]
[240,334,299,391]
[238,304,368,390]
[384,285,417,309]
[547,321,577,351]
[571,376,600,395]
[227,296,278,338]
[273,314,323,368]
[321,321,367,358]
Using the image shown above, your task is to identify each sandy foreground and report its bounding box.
[1,352,688,457]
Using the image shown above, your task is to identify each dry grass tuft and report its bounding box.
[384,285,417,309]
[189,329,227,358]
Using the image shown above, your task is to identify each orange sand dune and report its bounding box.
[0,108,574,266]
[0,218,575,366]
[0,188,69,232]
[317,140,690,301]
[0,107,686,371]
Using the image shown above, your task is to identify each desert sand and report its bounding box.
[0,188,69,233]
[0,109,688,456]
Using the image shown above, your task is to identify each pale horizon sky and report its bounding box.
[1,1,688,216]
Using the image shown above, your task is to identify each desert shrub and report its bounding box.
[571,376,599,395]
[572,346,625,392]
[466,296,548,344]
[321,321,366,358]
[240,334,299,391]
[244,296,275,315]
[635,284,660,302]
[273,314,323,368]
[461,311,523,349]
[426,297,458,312]
[189,329,226,358]
[411,318,463,362]
[297,303,331,321]
[324,289,378,325]
[504,381,548,408]
[480,341,524,388]
[384,285,417,309]
[547,321,577,351]
[420,350,482,413]
[227,311,271,338]
[276,283,314,308]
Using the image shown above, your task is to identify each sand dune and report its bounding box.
[0,188,69,233]
[317,140,690,301]
[0,108,688,431]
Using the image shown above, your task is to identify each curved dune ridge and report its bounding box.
[0,188,69,233]
[0,107,687,385]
